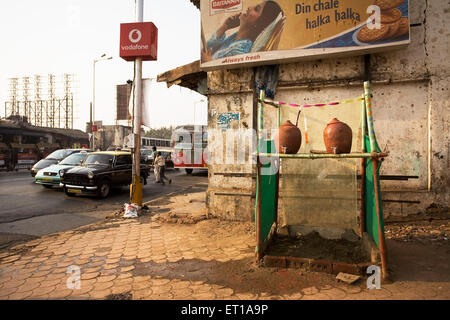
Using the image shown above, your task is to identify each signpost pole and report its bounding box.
[131,0,144,206]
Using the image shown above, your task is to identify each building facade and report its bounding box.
[161,0,449,226]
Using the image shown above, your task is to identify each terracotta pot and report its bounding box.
[323,118,352,154]
[273,120,302,154]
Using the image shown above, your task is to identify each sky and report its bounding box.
[0,0,207,131]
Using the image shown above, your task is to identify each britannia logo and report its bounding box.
[210,0,242,15]
[129,29,142,43]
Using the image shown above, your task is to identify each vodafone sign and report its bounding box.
[120,22,157,61]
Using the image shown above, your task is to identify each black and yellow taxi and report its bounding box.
[59,151,149,198]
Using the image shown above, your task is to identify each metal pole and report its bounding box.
[92,60,96,151]
[131,0,144,206]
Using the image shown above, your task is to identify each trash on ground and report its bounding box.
[336,272,361,284]
[123,203,139,218]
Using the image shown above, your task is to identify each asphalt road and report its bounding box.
[0,168,207,247]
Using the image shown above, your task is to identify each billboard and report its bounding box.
[116,84,132,120]
[120,22,158,61]
[200,0,409,70]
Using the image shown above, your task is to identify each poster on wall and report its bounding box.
[200,0,410,70]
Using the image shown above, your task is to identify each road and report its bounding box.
[0,168,207,248]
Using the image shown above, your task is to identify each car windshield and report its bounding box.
[59,153,88,166]
[83,154,114,165]
[46,149,73,160]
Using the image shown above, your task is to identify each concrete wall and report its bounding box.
[206,0,449,224]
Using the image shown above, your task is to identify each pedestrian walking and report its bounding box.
[151,146,160,183]
[155,152,171,185]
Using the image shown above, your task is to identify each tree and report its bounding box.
[144,126,173,139]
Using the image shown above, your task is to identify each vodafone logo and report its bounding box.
[129,29,142,43]
[120,22,157,61]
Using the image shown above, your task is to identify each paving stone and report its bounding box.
[171,288,193,299]
[31,285,56,297]
[340,284,363,294]
[132,288,153,300]
[116,273,133,280]
[151,285,171,294]
[149,292,173,300]
[11,259,29,266]
[1,279,26,289]
[0,276,13,284]
[321,288,347,299]
[364,287,394,299]
[39,278,64,289]
[105,258,121,264]
[191,291,216,299]
[81,272,99,280]
[121,266,135,272]
[302,286,319,295]
[103,264,119,270]
[89,289,112,299]
[37,264,55,272]
[113,278,134,288]
[25,276,47,284]
[214,287,234,297]
[97,275,116,283]
[31,270,52,278]
[0,286,19,297]
[15,282,40,293]
[8,290,33,300]
[1,255,21,263]
[73,259,91,266]
[93,281,114,291]
[301,292,331,300]
[151,278,171,286]
[52,267,71,274]
[235,293,259,300]
[110,284,133,295]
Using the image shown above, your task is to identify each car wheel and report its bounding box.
[185,168,193,174]
[64,188,75,197]
[43,185,53,189]
[97,180,111,198]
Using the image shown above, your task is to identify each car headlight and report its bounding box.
[88,171,94,179]
[59,169,64,177]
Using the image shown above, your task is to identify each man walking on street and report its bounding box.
[152,146,160,183]
[155,152,171,185]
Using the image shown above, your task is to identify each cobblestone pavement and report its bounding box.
[0,193,449,300]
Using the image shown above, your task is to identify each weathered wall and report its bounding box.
[206,69,256,220]
[206,0,449,223]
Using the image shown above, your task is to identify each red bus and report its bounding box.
[172,125,207,174]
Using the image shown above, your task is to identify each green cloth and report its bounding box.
[364,135,385,248]
[255,140,277,248]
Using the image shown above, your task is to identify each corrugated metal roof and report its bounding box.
[0,119,88,140]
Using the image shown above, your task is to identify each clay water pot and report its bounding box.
[323,118,352,154]
[273,120,302,154]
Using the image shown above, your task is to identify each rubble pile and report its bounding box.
[385,220,449,244]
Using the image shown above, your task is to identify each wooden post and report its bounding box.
[256,90,264,261]
[274,103,281,230]
[360,94,366,237]
[372,159,389,280]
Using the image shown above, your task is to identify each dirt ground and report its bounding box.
[385,220,450,283]
[264,232,370,264]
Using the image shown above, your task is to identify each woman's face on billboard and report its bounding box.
[239,2,266,27]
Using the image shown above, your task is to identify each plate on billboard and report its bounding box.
[200,0,410,70]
